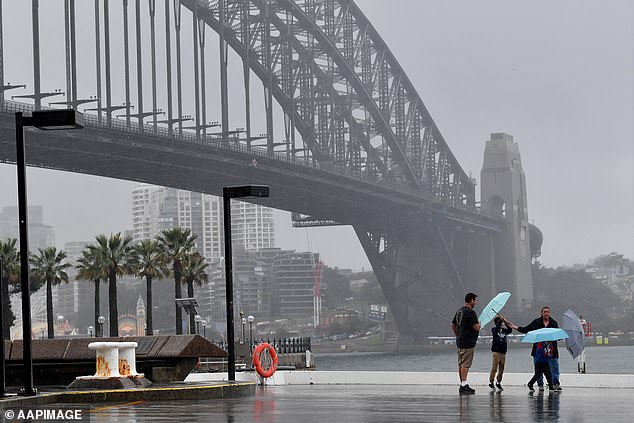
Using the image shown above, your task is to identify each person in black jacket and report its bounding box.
[512,306,562,391]
[489,316,513,390]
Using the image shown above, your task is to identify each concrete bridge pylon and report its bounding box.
[480,133,534,311]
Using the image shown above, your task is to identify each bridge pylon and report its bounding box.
[480,133,534,311]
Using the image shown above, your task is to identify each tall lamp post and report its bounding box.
[194,314,201,335]
[223,185,269,381]
[247,315,254,349]
[0,257,5,398]
[15,109,83,396]
[97,315,105,338]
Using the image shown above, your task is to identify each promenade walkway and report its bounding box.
[76,384,634,422]
[2,372,633,422]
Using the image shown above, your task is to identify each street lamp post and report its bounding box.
[15,109,83,396]
[0,257,5,398]
[247,315,254,349]
[201,320,207,339]
[194,314,201,335]
[87,326,94,338]
[57,315,64,337]
[223,185,269,381]
[97,315,105,338]
[240,313,246,345]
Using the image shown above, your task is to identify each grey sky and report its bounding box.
[0,0,632,269]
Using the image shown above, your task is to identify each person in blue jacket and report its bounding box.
[527,341,555,391]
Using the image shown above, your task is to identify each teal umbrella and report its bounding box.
[521,328,569,343]
[478,292,511,327]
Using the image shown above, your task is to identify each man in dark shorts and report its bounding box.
[451,292,481,394]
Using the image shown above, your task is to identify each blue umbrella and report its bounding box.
[521,327,569,343]
[478,292,511,327]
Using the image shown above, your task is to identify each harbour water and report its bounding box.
[315,345,634,374]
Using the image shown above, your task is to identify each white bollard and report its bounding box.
[88,342,121,377]
[117,342,141,377]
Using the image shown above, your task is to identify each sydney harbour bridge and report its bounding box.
[0,0,541,341]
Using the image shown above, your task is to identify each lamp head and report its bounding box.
[31,109,84,130]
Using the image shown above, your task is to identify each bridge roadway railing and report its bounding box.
[1,100,494,221]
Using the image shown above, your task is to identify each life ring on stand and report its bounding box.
[253,342,278,378]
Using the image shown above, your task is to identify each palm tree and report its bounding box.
[130,239,169,336]
[182,251,208,332]
[156,227,197,335]
[0,238,19,339]
[30,247,71,339]
[76,245,107,337]
[94,233,134,337]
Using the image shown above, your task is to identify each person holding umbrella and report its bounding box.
[513,306,563,391]
[476,291,513,391]
[451,292,481,395]
[489,316,513,391]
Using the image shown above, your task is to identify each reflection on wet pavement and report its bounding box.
[85,384,633,423]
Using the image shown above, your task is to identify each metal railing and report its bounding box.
[210,336,312,354]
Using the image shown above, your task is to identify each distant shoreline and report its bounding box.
[312,338,634,354]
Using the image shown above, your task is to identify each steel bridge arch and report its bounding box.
[182,0,473,206]
[184,0,384,178]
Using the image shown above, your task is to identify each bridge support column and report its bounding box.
[480,133,534,311]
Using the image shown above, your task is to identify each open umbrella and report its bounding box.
[562,309,585,358]
[521,327,569,343]
[478,292,511,327]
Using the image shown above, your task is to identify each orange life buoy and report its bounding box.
[253,342,278,378]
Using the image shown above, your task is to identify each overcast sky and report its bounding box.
[0,0,632,270]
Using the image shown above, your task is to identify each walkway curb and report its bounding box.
[0,382,255,408]
[187,370,634,388]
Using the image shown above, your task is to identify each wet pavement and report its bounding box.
[81,384,633,422]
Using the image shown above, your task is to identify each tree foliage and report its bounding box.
[30,247,71,339]
[0,238,19,339]
[531,263,626,331]
[321,266,351,308]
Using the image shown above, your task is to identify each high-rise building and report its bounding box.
[0,206,54,250]
[271,251,320,319]
[54,241,91,319]
[131,184,275,264]
[206,248,320,324]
